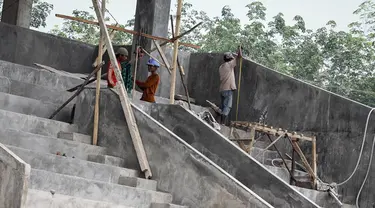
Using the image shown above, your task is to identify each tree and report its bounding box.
[0,0,53,28]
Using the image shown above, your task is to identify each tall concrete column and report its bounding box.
[132,0,172,81]
[1,0,33,28]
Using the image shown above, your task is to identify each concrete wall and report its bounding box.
[73,89,273,208]
[0,22,97,74]
[0,143,30,208]
[187,52,375,206]
[149,104,320,208]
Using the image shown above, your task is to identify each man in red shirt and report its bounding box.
[107,47,133,96]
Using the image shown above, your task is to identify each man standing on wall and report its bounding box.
[107,47,133,96]
[219,48,242,124]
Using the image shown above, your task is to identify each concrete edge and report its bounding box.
[131,103,275,208]
[0,142,31,208]
[177,104,322,208]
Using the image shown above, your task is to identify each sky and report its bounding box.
[37,0,365,33]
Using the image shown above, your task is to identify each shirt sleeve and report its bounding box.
[229,59,237,68]
[136,75,159,88]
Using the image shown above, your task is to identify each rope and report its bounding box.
[356,134,375,208]
[337,108,375,186]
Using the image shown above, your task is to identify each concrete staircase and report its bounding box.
[0,60,186,208]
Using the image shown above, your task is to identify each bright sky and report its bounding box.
[37,0,364,33]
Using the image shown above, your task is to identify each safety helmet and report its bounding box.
[223,52,234,60]
[147,58,160,67]
[116,47,129,56]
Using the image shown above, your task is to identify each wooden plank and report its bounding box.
[55,14,200,49]
[91,0,152,179]
[93,0,106,146]
[153,40,171,70]
[312,136,317,188]
[231,121,314,142]
[235,46,243,121]
[92,29,117,67]
[169,0,183,104]
[132,46,140,99]
[248,127,255,153]
[174,94,195,103]
[291,140,316,182]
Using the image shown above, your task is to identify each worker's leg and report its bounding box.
[220,90,233,124]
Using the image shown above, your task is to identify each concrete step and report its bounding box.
[0,91,72,122]
[0,128,106,160]
[30,169,173,208]
[118,176,157,191]
[151,203,188,208]
[0,108,76,137]
[0,76,74,105]
[293,186,342,208]
[26,189,132,208]
[7,146,139,183]
[0,60,82,91]
[58,131,92,144]
[88,154,126,167]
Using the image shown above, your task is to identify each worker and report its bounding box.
[107,47,133,96]
[219,49,241,124]
[135,58,160,103]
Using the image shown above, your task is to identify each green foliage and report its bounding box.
[0,0,53,28]
[49,7,133,45]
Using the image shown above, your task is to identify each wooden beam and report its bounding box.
[169,0,183,104]
[150,21,202,52]
[92,29,117,67]
[92,0,106,146]
[291,139,316,183]
[141,48,168,69]
[312,136,317,188]
[132,46,140,99]
[231,121,314,142]
[153,40,171,71]
[55,14,200,49]
[91,0,152,179]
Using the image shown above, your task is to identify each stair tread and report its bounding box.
[27,189,133,208]
[30,169,173,208]
[7,145,139,183]
[0,128,105,160]
[0,108,76,137]
[0,91,72,122]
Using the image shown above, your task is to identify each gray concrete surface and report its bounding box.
[1,0,32,28]
[0,76,74,105]
[149,104,320,208]
[74,89,273,208]
[58,131,92,144]
[151,203,188,208]
[0,108,76,137]
[0,59,82,91]
[88,154,126,167]
[8,145,139,183]
[30,169,173,208]
[188,53,375,206]
[0,128,106,160]
[118,176,157,191]
[26,189,132,208]
[0,143,30,208]
[0,91,71,122]
[0,22,97,73]
[294,186,341,208]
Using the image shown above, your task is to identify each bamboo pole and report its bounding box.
[92,0,106,146]
[91,0,152,179]
[236,46,243,121]
[291,139,316,183]
[55,14,200,49]
[312,136,317,188]
[170,0,183,104]
[132,46,140,99]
